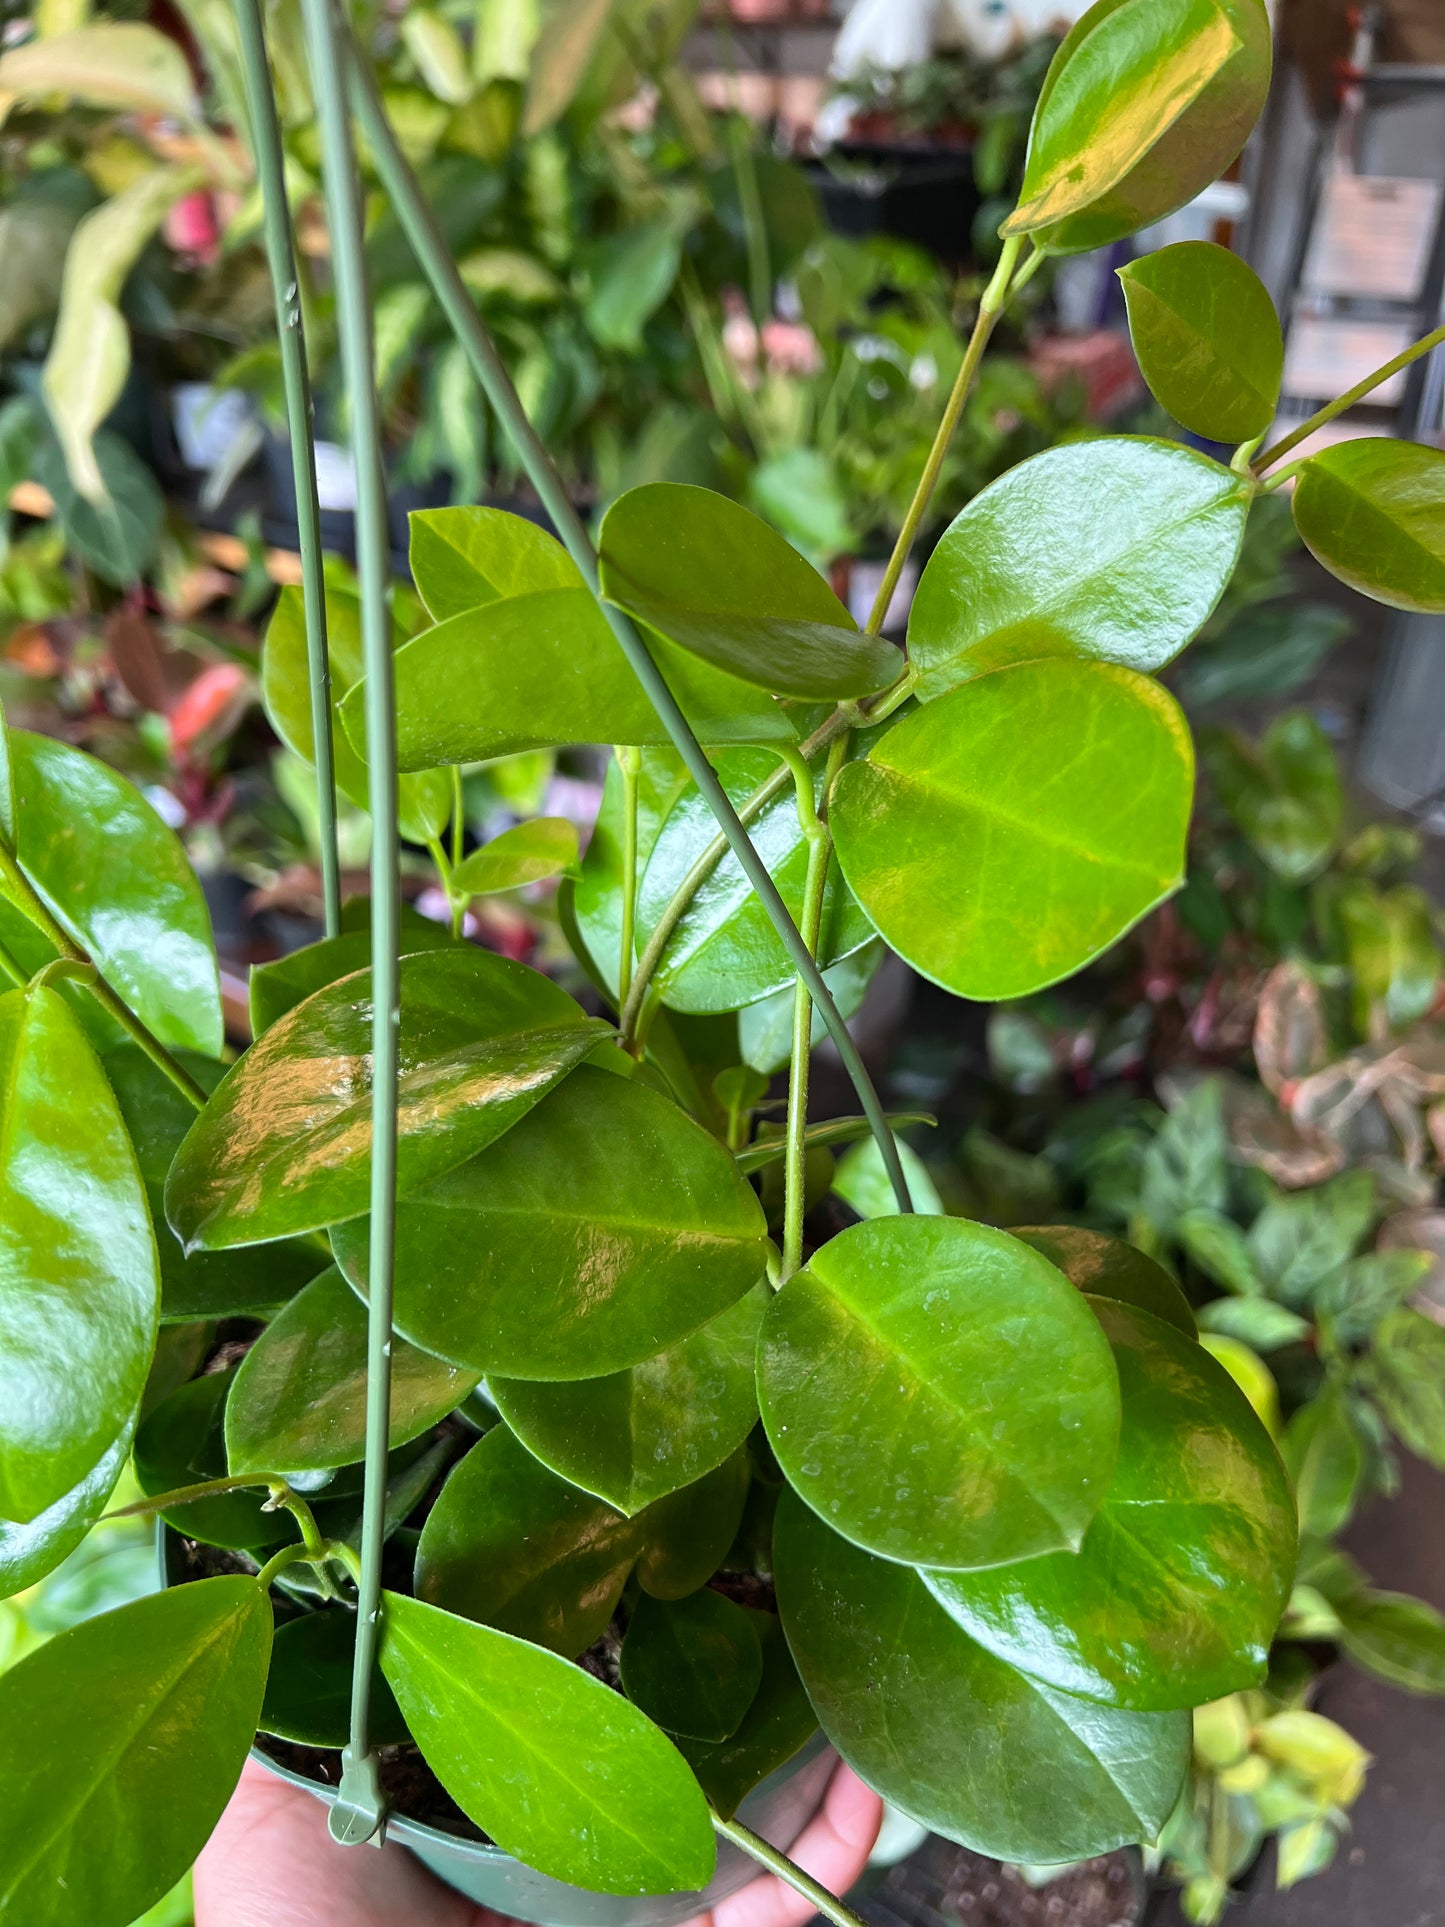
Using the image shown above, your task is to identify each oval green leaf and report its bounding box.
[381,1591,717,1895]
[0,984,157,1523]
[907,440,1250,699]
[621,1588,764,1743]
[165,947,608,1250]
[248,911,457,1036]
[0,1577,271,1927]
[0,1412,135,1602]
[674,1614,820,1820]
[416,1426,748,1656]
[332,1067,769,1379]
[225,1267,475,1477]
[1335,1589,1445,1695]
[135,1370,299,1551]
[637,746,874,1015]
[1118,241,1282,440]
[831,660,1194,1002]
[410,504,579,623]
[774,1490,1189,1863]
[453,817,582,898]
[1012,1225,1197,1337]
[923,1299,1295,1711]
[1009,0,1271,256]
[104,1045,319,1321]
[757,1216,1121,1570]
[1203,710,1341,884]
[259,1608,409,1747]
[373,584,795,771]
[263,574,451,844]
[598,484,901,700]
[1292,438,1445,614]
[490,1286,766,1513]
[8,729,221,1056]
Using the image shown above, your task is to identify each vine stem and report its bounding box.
[617,745,641,1014]
[233,0,341,939]
[1251,320,1445,474]
[782,740,845,1281]
[345,41,913,1217]
[302,0,395,1847]
[0,845,208,1108]
[711,1811,873,1927]
[107,1474,293,1520]
[864,235,1025,636]
[449,767,465,937]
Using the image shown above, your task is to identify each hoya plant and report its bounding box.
[3,2,1445,1923]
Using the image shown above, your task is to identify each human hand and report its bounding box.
[194,1757,883,1927]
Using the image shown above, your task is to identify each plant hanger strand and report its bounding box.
[232,0,341,939]
[1251,320,1445,474]
[299,0,398,1845]
[343,40,913,1217]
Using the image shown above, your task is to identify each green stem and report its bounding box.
[616,745,640,1015]
[729,114,772,326]
[0,934,25,989]
[303,0,396,1844]
[865,234,1025,636]
[233,0,341,940]
[710,1810,873,1927]
[449,767,465,937]
[781,740,843,1281]
[0,847,207,1109]
[1252,320,1445,474]
[254,1542,317,1592]
[106,1474,292,1521]
[346,43,913,1218]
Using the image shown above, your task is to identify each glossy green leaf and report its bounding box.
[263,575,451,844]
[372,556,796,768]
[453,817,581,897]
[104,1046,318,1321]
[225,1268,474,1477]
[758,1215,1120,1570]
[775,1490,1189,1862]
[259,1609,409,1746]
[0,1413,134,1602]
[1013,1225,1197,1338]
[675,1613,820,1819]
[135,1370,298,1551]
[1335,1589,1445,1695]
[0,1577,271,1927]
[1197,1296,1311,1352]
[924,1299,1294,1711]
[832,660,1194,1002]
[490,1286,766,1513]
[1119,242,1282,440]
[248,912,457,1036]
[907,440,1250,699]
[598,484,900,700]
[637,747,874,1015]
[1292,439,1445,614]
[832,1137,944,1219]
[738,942,882,1076]
[410,505,578,623]
[621,1588,764,1742]
[166,947,606,1250]
[1204,711,1341,884]
[416,1425,746,1655]
[0,985,157,1523]
[1008,0,1271,256]
[0,696,14,846]
[381,1591,717,1894]
[1282,1385,1364,1539]
[7,729,221,1056]
[333,1067,768,1379]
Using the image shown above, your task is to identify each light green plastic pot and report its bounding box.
[160,1526,836,1927]
[259,1727,836,1927]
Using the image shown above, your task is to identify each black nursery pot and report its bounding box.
[807,145,980,261]
[159,1526,837,1927]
